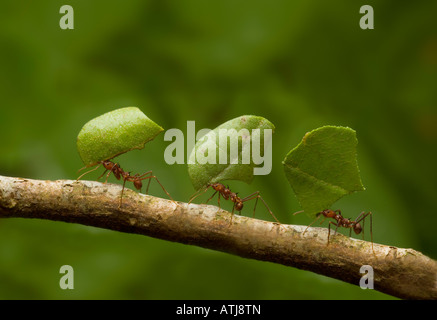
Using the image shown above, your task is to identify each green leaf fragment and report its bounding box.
[282,126,365,217]
[77,107,163,167]
[188,115,275,191]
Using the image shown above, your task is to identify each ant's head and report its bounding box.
[209,183,224,191]
[320,209,336,218]
[102,160,113,168]
[353,223,362,235]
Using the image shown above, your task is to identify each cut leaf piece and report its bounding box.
[188,115,274,191]
[283,126,365,217]
[77,107,163,167]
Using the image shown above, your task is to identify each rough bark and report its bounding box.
[0,175,436,299]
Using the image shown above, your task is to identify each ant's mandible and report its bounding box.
[295,209,374,253]
[189,183,281,224]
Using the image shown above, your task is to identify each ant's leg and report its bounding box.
[76,163,102,181]
[217,192,221,209]
[118,178,127,208]
[229,204,235,225]
[134,171,153,194]
[303,215,321,235]
[129,174,179,206]
[355,211,370,240]
[140,173,152,195]
[205,190,218,205]
[208,190,221,212]
[97,169,113,183]
[229,202,241,226]
[355,211,374,254]
[354,211,369,224]
[104,170,112,183]
[367,212,374,254]
[257,194,280,223]
[96,169,108,181]
[241,191,280,223]
[327,221,339,246]
[370,213,374,254]
[136,171,153,178]
[188,189,203,204]
[334,222,340,236]
[188,186,211,204]
[240,192,259,203]
[77,165,87,173]
[294,209,323,233]
[252,196,259,218]
[141,175,176,203]
[145,178,152,195]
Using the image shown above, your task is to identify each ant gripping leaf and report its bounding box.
[282,126,365,218]
[76,107,173,207]
[76,160,174,207]
[187,115,274,191]
[77,107,163,167]
[187,115,279,223]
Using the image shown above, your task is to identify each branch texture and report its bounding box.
[0,175,436,299]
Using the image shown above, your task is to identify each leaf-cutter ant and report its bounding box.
[76,160,174,207]
[189,183,281,223]
[295,209,374,253]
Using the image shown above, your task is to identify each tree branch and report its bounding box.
[0,175,436,299]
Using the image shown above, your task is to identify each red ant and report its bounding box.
[295,209,374,253]
[76,160,174,207]
[189,183,281,223]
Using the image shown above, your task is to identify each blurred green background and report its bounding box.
[0,0,436,299]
